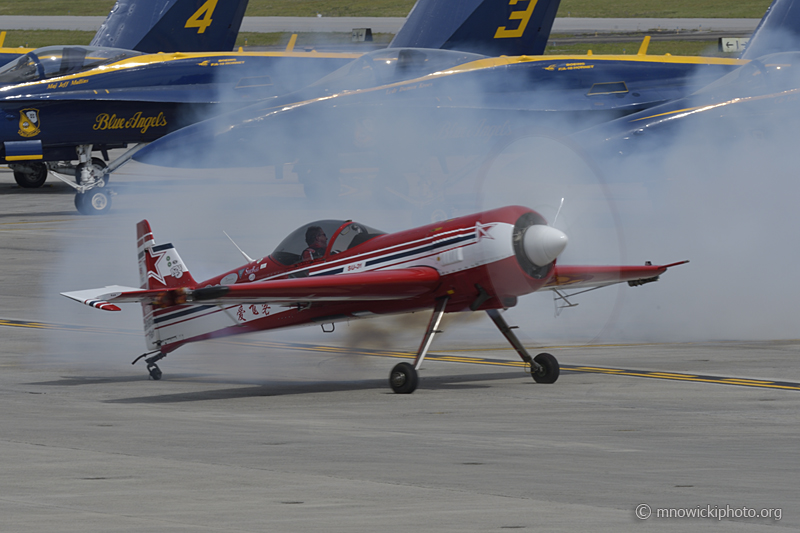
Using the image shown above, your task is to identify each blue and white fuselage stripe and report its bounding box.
[151,222,517,346]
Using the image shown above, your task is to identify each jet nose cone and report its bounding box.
[523,225,568,267]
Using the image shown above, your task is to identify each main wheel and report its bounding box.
[532,352,559,384]
[75,157,108,185]
[148,364,162,381]
[13,163,48,188]
[389,362,418,394]
[74,190,112,215]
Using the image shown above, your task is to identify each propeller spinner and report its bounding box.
[522,225,568,267]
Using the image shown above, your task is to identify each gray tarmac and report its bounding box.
[0,167,797,531]
[0,15,760,34]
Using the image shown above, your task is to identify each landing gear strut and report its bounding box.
[486,309,559,384]
[132,350,167,380]
[389,296,448,394]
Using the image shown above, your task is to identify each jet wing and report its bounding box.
[61,267,442,311]
[543,261,688,291]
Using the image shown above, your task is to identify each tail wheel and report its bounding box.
[74,190,112,215]
[148,364,162,380]
[13,163,48,188]
[532,352,559,384]
[75,157,109,185]
[389,362,418,394]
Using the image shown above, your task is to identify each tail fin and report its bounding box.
[91,0,250,53]
[741,0,800,59]
[137,220,198,351]
[389,0,561,56]
[137,219,197,290]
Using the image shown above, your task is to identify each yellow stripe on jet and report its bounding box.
[5,154,43,161]
[629,106,705,122]
[0,50,363,93]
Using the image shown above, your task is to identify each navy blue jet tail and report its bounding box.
[742,0,800,59]
[91,0,249,53]
[389,0,561,56]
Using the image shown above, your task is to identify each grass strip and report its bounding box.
[0,0,775,18]
[1,28,730,58]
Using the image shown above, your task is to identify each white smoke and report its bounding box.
[45,40,800,383]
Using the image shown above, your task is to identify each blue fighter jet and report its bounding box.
[0,0,564,215]
[567,0,800,161]
[0,0,250,66]
[0,0,253,190]
[127,0,800,214]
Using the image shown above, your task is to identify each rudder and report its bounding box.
[389,0,562,56]
[136,219,198,351]
[137,219,197,290]
[91,0,250,53]
[741,0,800,58]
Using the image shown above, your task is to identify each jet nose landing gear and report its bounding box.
[74,189,113,215]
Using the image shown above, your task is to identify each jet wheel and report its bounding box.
[75,157,109,185]
[74,190,111,215]
[148,364,162,381]
[532,352,559,384]
[389,362,418,394]
[13,163,48,188]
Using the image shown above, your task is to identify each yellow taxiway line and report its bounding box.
[3,317,799,391]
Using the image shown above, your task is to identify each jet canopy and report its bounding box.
[271,219,386,265]
[694,51,800,100]
[308,48,487,94]
[0,45,144,85]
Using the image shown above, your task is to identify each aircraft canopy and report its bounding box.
[308,48,487,93]
[271,219,386,266]
[695,51,800,99]
[0,45,144,85]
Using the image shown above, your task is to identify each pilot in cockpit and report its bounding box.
[301,225,328,261]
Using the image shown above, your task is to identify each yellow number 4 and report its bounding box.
[494,0,538,39]
[185,0,218,34]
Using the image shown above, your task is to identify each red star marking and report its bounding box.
[145,247,168,286]
[475,222,496,241]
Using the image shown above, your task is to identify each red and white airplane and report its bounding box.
[62,205,687,393]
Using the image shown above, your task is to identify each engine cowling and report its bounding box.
[512,212,567,280]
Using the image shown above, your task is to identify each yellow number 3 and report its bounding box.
[494,0,538,39]
[185,0,218,34]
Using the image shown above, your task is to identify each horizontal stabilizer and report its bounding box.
[60,285,168,311]
[544,261,688,291]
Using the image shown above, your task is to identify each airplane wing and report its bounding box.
[61,267,442,311]
[543,261,688,291]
